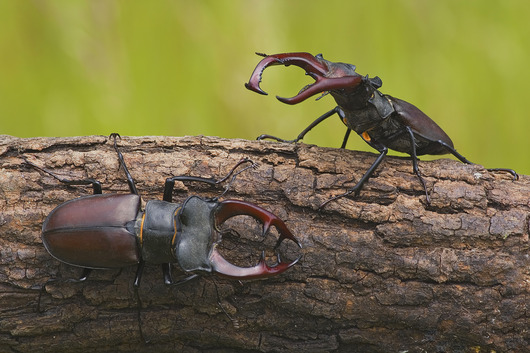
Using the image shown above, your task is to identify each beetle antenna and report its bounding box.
[216,158,258,199]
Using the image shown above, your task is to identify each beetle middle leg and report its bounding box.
[23,159,103,195]
[160,158,257,285]
[24,160,103,310]
[321,126,438,208]
[405,127,431,203]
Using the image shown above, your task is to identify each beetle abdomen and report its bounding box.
[42,194,141,269]
[391,96,454,155]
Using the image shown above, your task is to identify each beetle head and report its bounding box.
[245,52,365,105]
[174,196,301,280]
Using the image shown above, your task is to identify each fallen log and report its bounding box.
[0,135,528,353]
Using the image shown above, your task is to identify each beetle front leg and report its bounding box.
[257,107,342,144]
[163,158,256,202]
[161,263,198,286]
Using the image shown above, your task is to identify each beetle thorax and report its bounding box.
[137,200,181,264]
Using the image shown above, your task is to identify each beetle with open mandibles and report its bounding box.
[245,52,517,208]
[27,133,301,341]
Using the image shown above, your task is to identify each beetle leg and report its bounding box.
[162,263,199,285]
[36,268,92,312]
[341,128,352,149]
[131,259,151,343]
[245,52,362,105]
[212,277,240,328]
[210,200,302,279]
[215,158,258,199]
[110,133,139,195]
[163,159,257,202]
[163,176,217,202]
[25,133,140,196]
[23,159,102,194]
[319,146,388,209]
[405,127,431,204]
[257,107,342,144]
[432,139,518,181]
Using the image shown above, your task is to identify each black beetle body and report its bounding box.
[245,52,517,207]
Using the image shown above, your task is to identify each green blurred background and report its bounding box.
[1,0,529,174]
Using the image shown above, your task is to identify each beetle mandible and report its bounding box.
[28,134,301,341]
[245,52,517,208]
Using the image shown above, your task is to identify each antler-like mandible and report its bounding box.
[210,200,301,279]
[245,52,363,104]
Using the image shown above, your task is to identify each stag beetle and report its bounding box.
[27,134,301,341]
[245,52,517,208]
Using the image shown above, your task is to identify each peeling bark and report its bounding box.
[0,135,528,353]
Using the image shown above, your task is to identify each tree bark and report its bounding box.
[0,135,528,353]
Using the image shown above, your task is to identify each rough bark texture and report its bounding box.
[0,135,528,353]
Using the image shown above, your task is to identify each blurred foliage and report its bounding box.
[0,0,529,174]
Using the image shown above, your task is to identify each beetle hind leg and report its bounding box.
[36,268,92,313]
[434,139,518,181]
[24,160,103,195]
